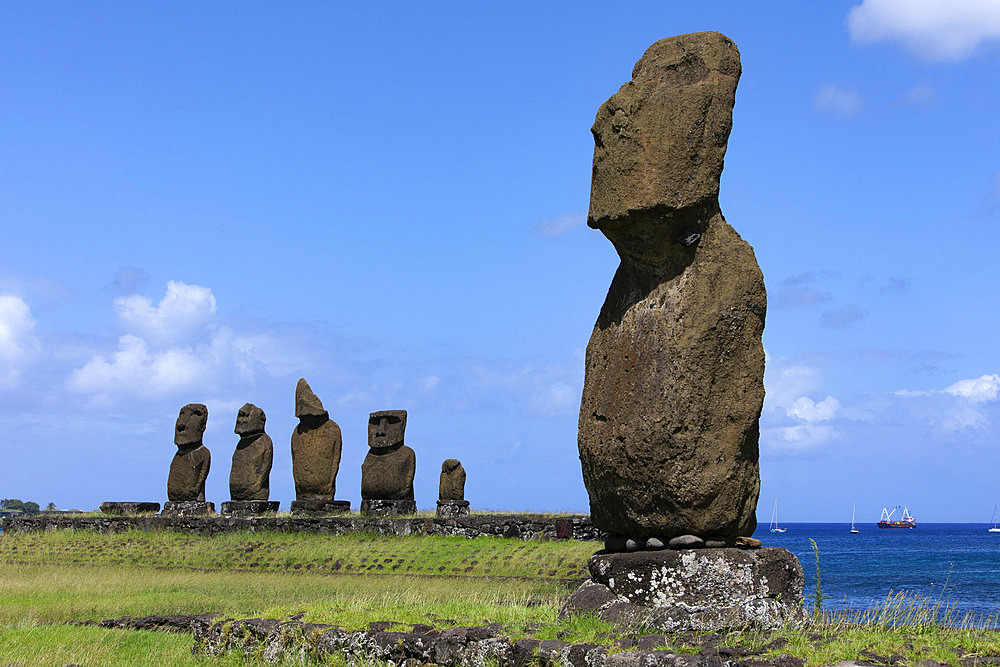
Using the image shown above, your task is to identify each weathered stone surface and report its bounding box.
[360,499,417,517]
[168,403,211,502]
[230,403,273,501]
[361,410,415,501]
[735,536,762,549]
[100,502,160,515]
[578,31,764,539]
[439,458,466,501]
[560,579,623,618]
[161,501,215,516]
[290,499,351,516]
[668,535,705,549]
[5,512,602,541]
[436,500,470,518]
[291,379,343,501]
[220,500,279,517]
[586,548,805,631]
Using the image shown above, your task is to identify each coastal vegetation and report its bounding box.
[1,529,998,665]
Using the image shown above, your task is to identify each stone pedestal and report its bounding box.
[360,499,417,517]
[436,500,470,518]
[99,502,161,515]
[220,501,279,517]
[562,547,806,631]
[289,499,351,516]
[161,501,215,517]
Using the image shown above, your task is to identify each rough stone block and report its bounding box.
[360,499,417,517]
[99,502,161,515]
[220,501,279,517]
[436,500,470,518]
[161,501,215,517]
[289,499,351,516]
[571,547,805,631]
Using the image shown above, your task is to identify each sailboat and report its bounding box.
[769,499,786,533]
[990,505,1000,533]
[850,500,859,534]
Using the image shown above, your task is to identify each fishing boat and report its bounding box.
[989,505,1000,533]
[850,500,859,534]
[769,499,786,533]
[878,505,916,529]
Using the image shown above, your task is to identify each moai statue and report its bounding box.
[221,403,279,516]
[436,458,469,518]
[164,403,213,515]
[289,379,348,514]
[360,410,416,516]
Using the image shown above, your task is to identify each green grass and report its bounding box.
[3,529,1000,666]
[0,529,592,580]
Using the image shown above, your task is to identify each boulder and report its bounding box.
[290,379,343,501]
[229,403,273,501]
[577,31,765,539]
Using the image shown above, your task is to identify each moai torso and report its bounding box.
[439,459,466,501]
[230,403,273,501]
[290,379,342,501]
[361,410,415,500]
[167,403,211,502]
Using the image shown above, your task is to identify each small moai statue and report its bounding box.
[221,403,279,516]
[289,379,348,514]
[436,458,469,518]
[360,410,416,516]
[164,403,213,515]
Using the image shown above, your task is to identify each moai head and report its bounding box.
[368,410,407,449]
[295,378,327,419]
[442,459,461,473]
[174,403,208,447]
[234,403,266,436]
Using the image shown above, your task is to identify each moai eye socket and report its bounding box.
[385,416,400,425]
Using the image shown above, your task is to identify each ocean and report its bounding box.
[764,523,1000,620]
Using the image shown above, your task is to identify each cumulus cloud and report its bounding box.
[847,0,1000,61]
[815,84,863,115]
[67,282,269,402]
[115,280,216,347]
[0,295,42,390]
[763,359,841,451]
[895,372,1000,433]
[534,213,586,239]
[944,373,1000,402]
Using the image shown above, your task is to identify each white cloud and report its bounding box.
[115,280,216,347]
[944,373,1000,402]
[814,84,862,115]
[534,213,586,238]
[788,396,841,423]
[847,0,1000,61]
[0,295,42,390]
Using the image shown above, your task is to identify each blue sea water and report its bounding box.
[764,523,1000,620]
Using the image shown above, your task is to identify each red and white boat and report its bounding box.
[878,505,916,529]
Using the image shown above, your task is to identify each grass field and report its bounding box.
[3,528,1000,666]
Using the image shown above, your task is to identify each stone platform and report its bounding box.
[220,501,279,517]
[360,499,417,517]
[563,547,806,631]
[161,501,215,517]
[99,502,161,515]
[436,500,470,518]
[289,499,351,516]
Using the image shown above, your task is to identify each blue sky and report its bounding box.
[1,1,999,524]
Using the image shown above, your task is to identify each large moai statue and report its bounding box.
[360,410,416,516]
[436,458,469,518]
[290,379,348,514]
[577,31,765,542]
[565,33,803,633]
[222,403,279,516]
[164,403,214,516]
